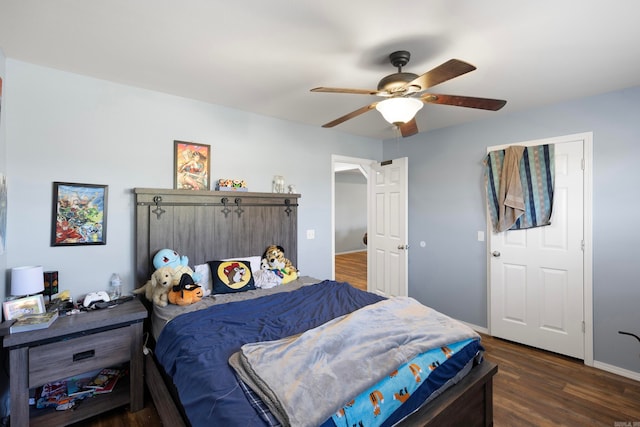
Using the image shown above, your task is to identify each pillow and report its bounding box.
[194,263,212,295]
[208,260,256,294]
[222,255,262,273]
[195,256,261,294]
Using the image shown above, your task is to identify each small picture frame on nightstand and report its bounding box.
[3,294,46,321]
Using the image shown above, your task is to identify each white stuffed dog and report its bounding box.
[134,266,174,307]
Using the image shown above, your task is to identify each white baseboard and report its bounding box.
[459,320,489,335]
[593,360,640,382]
[335,249,367,255]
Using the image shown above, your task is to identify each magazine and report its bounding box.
[85,368,123,393]
[10,310,58,333]
[36,380,67,409]
[66,376,94,398]
[34,367,126,411]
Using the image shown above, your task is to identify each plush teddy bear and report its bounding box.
[168,272,204,306]
[133,266,175,307]
[262,245,298,284]
[135,262,201,307]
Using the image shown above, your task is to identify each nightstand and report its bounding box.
[2,298,147,427]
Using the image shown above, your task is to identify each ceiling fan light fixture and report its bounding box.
[375,97,424,124]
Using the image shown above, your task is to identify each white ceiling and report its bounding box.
[1,1,640,140]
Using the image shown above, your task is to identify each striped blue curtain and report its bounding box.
[485,144,555,232]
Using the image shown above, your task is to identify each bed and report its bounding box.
[134,188,497,427]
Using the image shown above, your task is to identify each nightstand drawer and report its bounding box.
[29,327,132,387]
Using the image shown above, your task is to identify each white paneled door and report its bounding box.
[489,139,585,359]
[369,157,408,298]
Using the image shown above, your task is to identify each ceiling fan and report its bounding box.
[311,51,507,137]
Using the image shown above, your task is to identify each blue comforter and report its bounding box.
[156,281,384,426]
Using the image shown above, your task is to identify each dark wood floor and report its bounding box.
[335,251,367,291]
[70,392,161,426]
[482,334,640,426]
[77,253,640,426]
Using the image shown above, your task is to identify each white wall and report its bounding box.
[4,59,382,301]
[0,49,6,296]
[335,171,367,253]
[0,47,8,422]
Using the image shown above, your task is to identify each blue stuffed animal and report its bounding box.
[153,249,188,269]
[153,249,202,283]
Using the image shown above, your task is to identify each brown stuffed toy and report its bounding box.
[168,273,204,306]
[262,245,298,284]
[262,245,297,272]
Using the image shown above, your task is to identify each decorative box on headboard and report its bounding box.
[216,179,248,192]
[133,188,300,286]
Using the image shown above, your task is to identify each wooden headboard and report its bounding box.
[133,188,300,287]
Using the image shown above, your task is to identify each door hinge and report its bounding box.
[582,321,585,333]
[581,158,585,170]
[581,240,585,251]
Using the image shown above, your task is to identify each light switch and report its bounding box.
[477,231,485,242]
[306,229,315,239]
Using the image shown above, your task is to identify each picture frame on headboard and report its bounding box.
[51,182,108,246]
[174,140,211,191]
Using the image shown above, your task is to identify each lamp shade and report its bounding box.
[375,97,424,124]
[11,265,45,296]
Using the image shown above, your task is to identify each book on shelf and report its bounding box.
[10,310,58,333]
[66,376,94,398]
[33,368,114,410]
[85,367,124,394]
[35,380,68,409]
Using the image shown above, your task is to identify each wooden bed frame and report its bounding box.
[134,187,497,427]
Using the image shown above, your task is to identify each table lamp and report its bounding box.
[11,266,45,298]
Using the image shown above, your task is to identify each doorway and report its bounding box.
[332,155,371,290]
[487,132,593,365]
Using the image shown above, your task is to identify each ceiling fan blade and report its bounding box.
[311,87,379,96]
[406,59,476,92]
[398,118,419,137]
[321,103,378,128]
[421,93,507,111]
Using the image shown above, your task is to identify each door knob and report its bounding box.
[397,244,409,250]
[492,251,501,257]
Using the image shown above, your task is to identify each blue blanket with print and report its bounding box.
[155,281,384,427]
[229,297,480,427]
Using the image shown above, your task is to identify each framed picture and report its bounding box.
[174,141,210,190]
[3,294,46,321]
[51,182,108,246]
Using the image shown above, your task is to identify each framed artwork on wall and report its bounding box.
[174,141,210,190]
[51,182,108,246]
